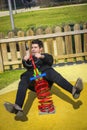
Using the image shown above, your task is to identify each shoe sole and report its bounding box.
[75,78,83,91]
[73,78,83,99]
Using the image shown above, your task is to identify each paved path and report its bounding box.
[0,6,40,17]
[0,3,86,17]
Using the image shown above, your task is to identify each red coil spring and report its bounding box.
[35,79,55,113]
[30,55,55,113]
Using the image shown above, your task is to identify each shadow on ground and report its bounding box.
[15,85,83,122]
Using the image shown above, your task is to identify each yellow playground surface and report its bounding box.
[0,63,87,130]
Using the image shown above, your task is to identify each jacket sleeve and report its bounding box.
[22,59,32,70]
[41,53,53,66]
[22,53,53,69]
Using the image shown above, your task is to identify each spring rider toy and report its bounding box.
[29,55,55,114]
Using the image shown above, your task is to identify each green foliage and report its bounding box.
[0,69,25,90]
[0,4,87,34]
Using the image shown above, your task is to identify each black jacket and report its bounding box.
[22,53,53,72]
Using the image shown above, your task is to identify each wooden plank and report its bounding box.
[0,45,4,72]
[53,40,58,56]
[54,52,87,60]
[26,29,34,60]
[54,26,65,63]
[26,29,34,50]
[1,43,10,70]
[64,25,74,62]
[3,52,87,66]
[0,29,87,44]
[83,23,87,60]
[74,24,83,61]
[36,28,43,35]
[35,28,45,53]
[17,31,26,59]
[8,32,19,69]
[43,39,49,53]
[0,33,4,72]
[45,27,54,55]
[17,51,21,59]
[4,60,22,66]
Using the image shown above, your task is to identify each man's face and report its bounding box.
[31,44,42,55]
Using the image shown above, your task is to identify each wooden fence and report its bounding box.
[0,23,87,72]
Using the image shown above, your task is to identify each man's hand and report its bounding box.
[34,53,45,59]
[24,50,30,61]
[24,55,30,61]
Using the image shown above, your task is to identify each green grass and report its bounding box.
[0,69,25,90]
[0,4,87,34]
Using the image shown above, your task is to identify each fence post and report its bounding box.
[0,32,4,72]
[26,29,34,49]
[83,23,87,60]
[8,31,19,69]
[17,31,26,59]
[35,28,45,53]
[45,27,54,55]
[74,24,83,61]
[0,44,4,72]
[64,25,73,62]
[54,26,65,63]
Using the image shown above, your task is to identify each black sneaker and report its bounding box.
[4,102,23,114]
[72,78,83,99]
[4,102,25,120]
[16,110,24,118]
[4,102,16,113]
[15,111,27,121]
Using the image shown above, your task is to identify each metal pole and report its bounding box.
[13,0,17,14]
[8,0,15,30]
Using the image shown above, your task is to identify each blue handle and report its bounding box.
[30,73,46,81]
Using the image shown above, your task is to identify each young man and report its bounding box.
[4,39,83,117]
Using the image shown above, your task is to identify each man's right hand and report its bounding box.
[24,55,30,61]
[23,50,30,61]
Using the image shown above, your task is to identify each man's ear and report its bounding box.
[40,47,43,52]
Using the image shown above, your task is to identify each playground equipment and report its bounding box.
[29,55,55,114]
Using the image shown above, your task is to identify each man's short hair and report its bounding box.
[31,39,43,48]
